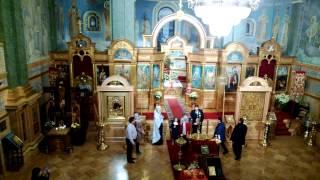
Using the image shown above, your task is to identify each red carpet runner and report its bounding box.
[167,98,184,119]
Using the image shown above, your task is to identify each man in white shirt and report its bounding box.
[126,116,137,163]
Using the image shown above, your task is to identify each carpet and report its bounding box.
[275,111,292,136]
[167,98,184,119]
[166,139,219,180]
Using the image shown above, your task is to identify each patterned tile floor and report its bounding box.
[4,135,320,180]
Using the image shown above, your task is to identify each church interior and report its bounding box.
[0,0,320,179]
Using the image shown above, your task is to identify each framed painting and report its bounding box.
[191,64,203,88]
[275,65,289,91]
[137,64,150,89]
[152,64,161,88]
[96,65,109,86]
[203,64,217,89]
[245,65,256,79]
[225,65,241,92]
[227,51,244,63]
[114,48,132,60]
[114,64,131,83]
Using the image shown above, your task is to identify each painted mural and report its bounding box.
[54,0,109,51]
[152,64,161,88]
[227,51,244,63]
[225,65,241,92]
[295,0,320,66]
[203,65,216,90]
[305,78,320,98]
[114,48,132,60]
[22,0,50,63]
[137,64,150,89]
[191,64,202,89]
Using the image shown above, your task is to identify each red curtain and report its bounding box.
[258,59,276,79]
[72,55,93,79]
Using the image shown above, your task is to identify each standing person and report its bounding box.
[170,117,180,145]
[126,117,137,163]
[231,118,247,160]
[180,112,191,137]
[190,105,204,133]
[152,105,164,145]
[134,112,145,154]
[214,117,229,155]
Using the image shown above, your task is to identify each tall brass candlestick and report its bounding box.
[97,122,108,151]
[173,136,187,171]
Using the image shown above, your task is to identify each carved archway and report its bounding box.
[144,11,215,49]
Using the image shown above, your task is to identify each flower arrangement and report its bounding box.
[275,93,290,105]
[189,91,198,101]
[71,122,80,129]
[154,91,162,100]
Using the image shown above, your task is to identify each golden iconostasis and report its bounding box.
[50,35,295,113]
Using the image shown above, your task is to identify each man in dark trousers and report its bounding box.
[231,118,247,160]
[126,117,137,163]
[214,117,228,155]
[190,104,204,133]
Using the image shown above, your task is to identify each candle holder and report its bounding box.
[262,120,271,147]
[97,122,108,151]
[307,121,317,147]
[173,136,187,171]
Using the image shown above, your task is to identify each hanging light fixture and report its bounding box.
[186,0,261,37]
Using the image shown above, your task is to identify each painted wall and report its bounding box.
[21,0,50,64]
[54,0,110,51]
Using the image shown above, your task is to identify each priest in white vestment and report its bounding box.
[152,105,164,145]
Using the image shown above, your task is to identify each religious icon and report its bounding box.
[152,64,161,88]
[245,65,256,78]
[191,64,203,88]
[203,65,216,89]
[114,64,131,83]
[96,65,109,86]
[226,65,241,92]
[114,48,132,60]
[276,66,289,91]
[137,64,150,89]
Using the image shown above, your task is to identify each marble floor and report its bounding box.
[3,135,320,180]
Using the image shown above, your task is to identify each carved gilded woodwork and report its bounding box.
[239,92,265,121]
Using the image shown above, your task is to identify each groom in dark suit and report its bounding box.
[190,104,204,133]
[231,118,247,160]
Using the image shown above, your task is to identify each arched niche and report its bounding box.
[108,40,137,63]
[235,76,272,140]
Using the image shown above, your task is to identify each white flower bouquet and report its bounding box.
[154,91,162,100]
[71,122,80,129]
[275,93,290,105]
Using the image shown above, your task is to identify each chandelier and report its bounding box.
[185,0,261,37]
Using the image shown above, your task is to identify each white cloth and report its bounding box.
[126,123,137,145]
[180,115,189,135]
[152,107,163,143]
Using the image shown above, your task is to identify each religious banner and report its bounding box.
[290,71,306,98]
